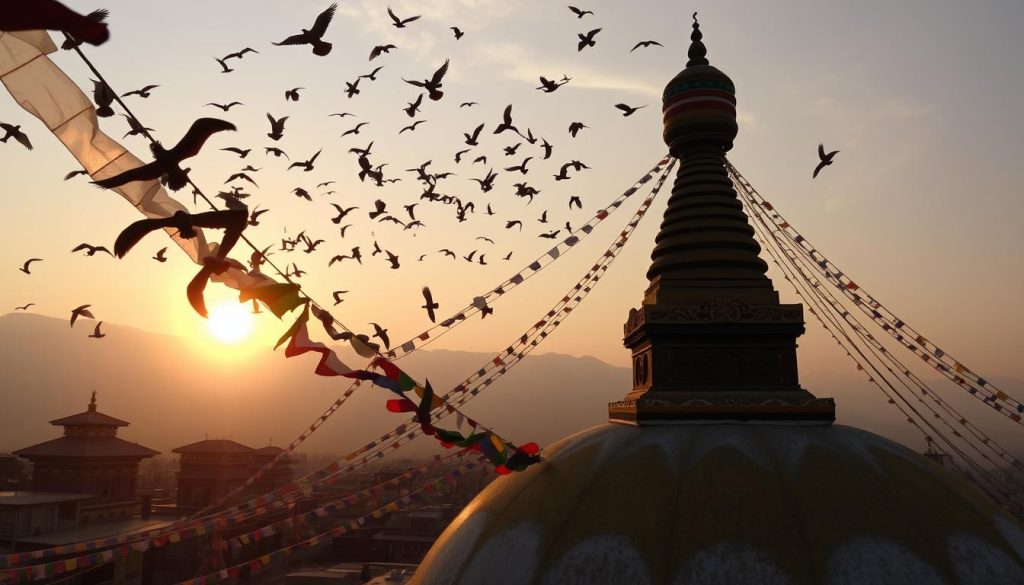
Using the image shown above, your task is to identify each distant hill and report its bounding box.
[2,312,1020,462]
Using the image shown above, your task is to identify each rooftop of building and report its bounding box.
[0,491,93,506]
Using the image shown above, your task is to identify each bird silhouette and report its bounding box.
[292,187,312,201]
[388,7,421,28]
[223,47,259,60]
[153,247,167,262]
[813,143,839,178]
[568,121,587,137]
[289,149,322,172]
[451,26,464,40]
[1,1,110,46]
[506,220,523,231]
[215,58,234,73]
[454,149,470,163]
[331,290,349,305]
[503,143,522,156]
[94,118,235,191]
[537,76,570,93]
[472,168,498,192]
[221,147,250,158]
[14,303,35,311]
[341,122,370,137]
[285,87,304,101]
[400,120,427,134]
[370,321,391,349]
[0,123,32,150]
[614,103,646,116]
[494,105,518,135]
[464,123,485,146]
[540,229,561,239]
[403,59,449,101]
[71,243,112,257]
[206,101,243,111]
[113,209,247,262]
[439,249,456,259]
[19,258,42,274]
[265,146,289,159]
[404,93,424,117]
[273,3,337,56]
[90,79,115,117]
[64,169,88,180]
[630,40,663,52]
[568,6,594,18]
[385,250,400,269]
[331,204,358,224]
[460,101,479,108]
[58,8,109,50]
[70,304,94,327]
[360,66,385,81]
[569,195,583,210]
[123,84,159,99]
[577,28,601,51]
[266,113,288,141]
[120,114,153,139]
[369,200,388,219]
[369,44,397,61]
[540,138,554,159]
[345,78,361,98]
[88,322,106,339]
[505,157,532,175]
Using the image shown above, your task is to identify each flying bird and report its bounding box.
[568,6,594,18]
[369,44,397,61]
[614,103,646,116]
[215,57,234,73]
[493,105,518,135]
[464,123,485,146]
[19,258,42,274]
[569,195,583,210]
[813,143,840,178]
[248,207,270,226]
[92,118,235,191]
[399,120,427,134]
[368,199,388,220]
[403,59,449,101]
[113,209,247,260]
[537,76,570,93]
[266,113,288,141]
[331,204,358,224]
[332,290,348,305]
[88,322,106,339]
[577,28,601,51]
[273,3,337,56]
[568,121,587,137]
[370,322,391,349]
[341,122,369,137]
[0,123,32,150]
[64,169,88,180]
[71,243,112,257]
[153,247,167,262]
[59,8,109,50]
[0,1,110,46]
[122,84,159,99]
[460,101,478,108]
[221,47,258,61]
[265,146,288,159]
[385,250,400,270]
[472,168,498,192]
[289,149,322,172]
[421,287,439,323]
[451,26,464,40]
[505,157,532,175]
[388,7,421,28]
[90,79,115,117]
[630,40,663,52]
[121,114,153,139]
[404,93,424,117]
[221,146,250,158]
[285,87,304,101]
[70,304,94,327]
[207,101,243,111]
[345,78,361,98]
[14,303,35,311]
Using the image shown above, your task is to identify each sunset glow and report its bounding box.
[206,302,253,344]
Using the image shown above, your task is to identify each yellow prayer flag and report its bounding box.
[996,391,1008,400]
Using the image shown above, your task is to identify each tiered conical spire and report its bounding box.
[609,15,835,425]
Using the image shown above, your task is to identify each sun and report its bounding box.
[206,302,254,344]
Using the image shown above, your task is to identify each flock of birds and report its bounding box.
[3,2,840,346]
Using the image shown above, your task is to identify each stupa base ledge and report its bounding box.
[608,393,836,426]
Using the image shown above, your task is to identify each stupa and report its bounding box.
[411,16,1024,585]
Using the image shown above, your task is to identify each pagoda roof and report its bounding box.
[13,436,159,459]
[172,439,254,454]
[49,410,129,428]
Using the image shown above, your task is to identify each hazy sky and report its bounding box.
[1,0,1022,394]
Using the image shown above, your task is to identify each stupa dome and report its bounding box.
[413,424,1024,584]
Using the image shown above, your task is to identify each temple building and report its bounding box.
[11,392,159,523]
[412,17,1024,585]
[173,439,294,511]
